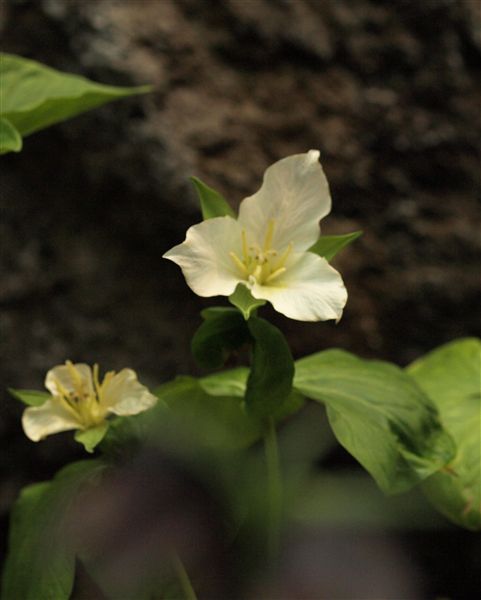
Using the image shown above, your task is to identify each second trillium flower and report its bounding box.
[164,150,347,322]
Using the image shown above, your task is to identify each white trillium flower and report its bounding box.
[22,361,157,442]
[164,150,347,321]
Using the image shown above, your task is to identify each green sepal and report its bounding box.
[8,388,51,407]
[0,117,22,154]
[74,422,109,453]
[190,176,235,220]
[244,317,295,419]
[294,349,456,495]
[408,338,481,530]
[308,231,362,261]
[229,283,266,320]
[191,307,251,369]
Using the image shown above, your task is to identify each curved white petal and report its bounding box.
[238,150,331,252]
[163,216,244,297]
[101,369,157,416]
[22,399,81,441]
[250,251,347,322]
[45,363,94,398]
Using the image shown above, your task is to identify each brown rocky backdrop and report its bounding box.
[1,0,480,594]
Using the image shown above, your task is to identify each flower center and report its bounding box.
[53,362,109,428]
[229,219,292,286]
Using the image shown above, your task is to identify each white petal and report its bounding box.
[45,363,94,398]
[22,399,81,441]
[163,216,244,297]
[101,369,157,416]
[238,150,331,252]
[250,251,347,322]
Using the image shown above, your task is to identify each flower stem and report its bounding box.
[264,417,282,564]
[172,553,198,600]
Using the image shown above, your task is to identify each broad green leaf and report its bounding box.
[245,317,295,419]
[156,376,260,448]
[0,117,22,154]
[408,338,481,530]
[200,367,305,423]
[294,350,456,494]
[0,53,150,140]
[74,423,109,453]
[229,283,266,320]
[1,460,106,600]
[190,176,235,220]
[308,231,362,261]
[191,307,251,369]
[8,388,50,407]
[200,367,249,398]
[293,472,446,531]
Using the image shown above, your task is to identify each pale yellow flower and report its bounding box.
[22,361,157,442]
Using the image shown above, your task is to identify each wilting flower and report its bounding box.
[164,150,347,321]
[22,361,157,442]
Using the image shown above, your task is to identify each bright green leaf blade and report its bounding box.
[294,350,456,494]
[407,338,481,530]
[74,423,109,453]
[191,307,251,369]
[229,283,266,320]
[189,176,235,220]
[0,53,151,137]
[245,317,295,419]
[0,117,22,154]
[1,460,106,600]
[8,388,50,407]
[308,231,362,261]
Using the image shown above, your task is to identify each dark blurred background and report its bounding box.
[1,0,480,597]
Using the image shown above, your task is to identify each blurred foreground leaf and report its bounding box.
[294,350,456,494]
[0,117,22,154]
[0,53,150,153]
[1,460,105,600]
[408,338,481,530]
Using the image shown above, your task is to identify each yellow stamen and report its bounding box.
[265,267,286,283]
[276,242,293,269]
[230,251,248,274]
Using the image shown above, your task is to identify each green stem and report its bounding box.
[264,417,282,564]
[172,553,198,600]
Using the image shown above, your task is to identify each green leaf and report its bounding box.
[0,53,151,138]
[0,117,22,154]
[8,388,50,407]
[245,317,295,419]
[74,423,109,453]
[192,307,251,369]
[1,460,106,600]
[155,376,260,448]
[308,231,362,261]
[408,338,481,530]
[200,367,304,423]
[229,283,266,320]
[294,349,456,494]
[189,176,235,220]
